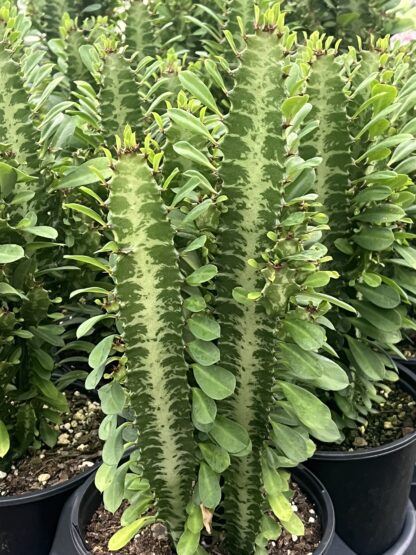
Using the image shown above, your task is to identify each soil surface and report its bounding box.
[400,331,416,358]
[84,482,322,555]
[325,384,416,451]
[0,390,102,496]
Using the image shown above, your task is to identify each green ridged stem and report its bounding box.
[125,1,158,61]
[301,49,353,252]
[100,52,141,146]
[215,31,286,553]
[0,44,40,179]
[110,151,195,538]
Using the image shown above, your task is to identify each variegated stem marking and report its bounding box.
[110,153,195,538]
[215,33,286,553]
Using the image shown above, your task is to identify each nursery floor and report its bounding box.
[0,390,102,496]
[323,384,416,451]
[84,482,321,555]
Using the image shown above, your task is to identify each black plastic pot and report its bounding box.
[0,462,98,555]
[411,467,416,506]
[0,378,99,555]
[394,356,416,373]
[51,465,336,554]
[330,503,416,555]
[306,363,416,555]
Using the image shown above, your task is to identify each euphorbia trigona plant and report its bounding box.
[67,5,352,554]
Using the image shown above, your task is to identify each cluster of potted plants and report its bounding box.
[1,1,416,554]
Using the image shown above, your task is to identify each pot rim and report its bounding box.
[315,362,416,461]
[0,378,100,506]
[0,461,100,507]
[292,465,336,554]
[57,464,336,554]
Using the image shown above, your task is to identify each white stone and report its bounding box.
[0,471,7,480]
[57,433,70,445]
[38,473,51,483]
[79,461,94,469]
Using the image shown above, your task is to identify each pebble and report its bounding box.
[38,473,51,483]
[308,516,315,523]
[79,461,94,469]
[57,433,70,446]
[0,471,7,480]
[77,444,88,452]
[292,535,298,542]
[63,423,72,431]
[151,522,168,540]
[74,432,83,439]
[71,420,78,428]
[73,410,85,422]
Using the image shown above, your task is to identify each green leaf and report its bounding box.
[183,199,212,225]
[56,158,112,190]
[271,421,314,464]
[121,493,153,526]
[177,529,200,555]
[99,383,126,415]
[354,204,405,224]
[306,355,349,391]
[356,284,400,309]
[262,461,284,496]
[354,185,392,204]
[353,227,395,251]
[261,515,282,541]
[279,382,340,442]
[281,512,305,536]
[95,463,116,492]
[199,442,230,473]
[0,420,10,458]
[347,337,386,380]
[174,142,215,171]
[70,287,111,298]
[268,493,293,522]
[169,109,214,142]
[77,314,115,339]
[102,425,124,466]
[351,301,402,333]
[198,462,221,508]
[88,335,115,369]
[280,343,322,378]
[64,255,110,273]
[283,320,326,351]
[0,244,25,264]
[184,296,207,312]
[281,96,310,121]
[179,70,221,115]
[64,203,107,226]
[188,340,220,366]
[193,364,236,400]
[0,283,27,299]
[182,236,207,254]
[209,416,251,454]
[103,461,129,513]
[24,226,58,239]
[192,388,217,429]
[188,314,220,341]
[186,264,217,286]
[108,517,156,551]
